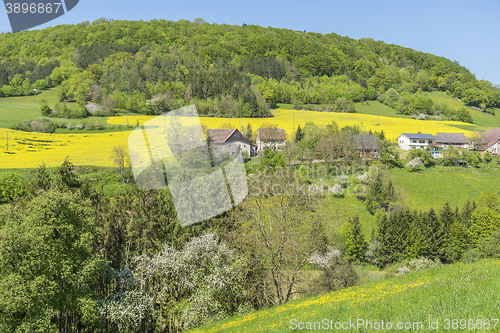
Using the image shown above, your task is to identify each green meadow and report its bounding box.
[190,259,500,333]
[424,91,500,129]
[0,89,134,133]
[390,164,500,211]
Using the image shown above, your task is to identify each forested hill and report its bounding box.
[0,18,499,118]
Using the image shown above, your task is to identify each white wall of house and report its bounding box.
[212,140,251,156]
[256,139,286,152]
[484,142,500,154]
[398,135,435,150]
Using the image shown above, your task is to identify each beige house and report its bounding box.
[207,129,251,157]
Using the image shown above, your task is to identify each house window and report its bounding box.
[412,140,417,143]
[419,140,425,143]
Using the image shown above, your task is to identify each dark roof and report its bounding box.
[207,129,249,144]
[399,133,436,140]
[353,135,379,150]
[435,132,468,144]
[482,128,500,144]
[258,128,286,141]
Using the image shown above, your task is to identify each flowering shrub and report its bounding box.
[357,172,369,183]
[408,257,442,271]
[333,175,350,187]
[406,158,423,171]
[328,183,344,196]
[309,246,342,269]
[364,240,382,266]
[309,247,358,291]
[395,257,442,277]
[99,232,248,332]
[396,265,410,277]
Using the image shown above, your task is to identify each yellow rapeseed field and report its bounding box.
[106,109,477,141]
[0,109,477,169]
[0,129,130,169]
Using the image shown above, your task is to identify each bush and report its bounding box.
[477,230,500,258]
[40,99,51,116]
[0,172,27,202]
[309,246,359,291]
[462,248,482,264]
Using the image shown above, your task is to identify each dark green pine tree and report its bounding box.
[366,177,385,214]
[383,210,410,263]
[386,180,395,204]
[245,123,253,142]
[396,209,412,255]
[344,216,367,262]
[425,207,445,260]
[406,219,424,259]
[440,201,456,235]
[295,124,304,142]
[415,211,430,255]
[383,213,400,263]
[440,202,456,260]
[461,199,474,230]
[376,214,390,266]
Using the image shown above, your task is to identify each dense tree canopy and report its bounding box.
[0,19,499,118]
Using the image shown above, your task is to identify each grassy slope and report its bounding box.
[424,91,500,129]
[190,259,500,333]
[280,92,497,132]
[0,89,135,133]
[390,164,500,211]
[354,101,412,119]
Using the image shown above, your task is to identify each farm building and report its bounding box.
[397,133,437,150]
[207,128,252,157]
[478,128,500,155]
[353,135,379,159]
[435,133,469,149]
[256,128,286,152]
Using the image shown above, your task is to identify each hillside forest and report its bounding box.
[0,18,499,121]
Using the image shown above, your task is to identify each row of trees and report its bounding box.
[341,194,500,267]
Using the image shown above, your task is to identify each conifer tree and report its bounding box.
[295,124,304,142]
[365,177,385,214]
[415,211,430,255]
[406,221,424,259]
[426,207,444,260]
[461,199,474,230]
[376,214,391,265]
[344,216,367,262]
[386,180,395,205]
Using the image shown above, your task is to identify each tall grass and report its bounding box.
[190,259,500,332]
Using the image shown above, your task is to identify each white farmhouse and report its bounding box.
[207,129,252,157]
[397,133,437,150]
